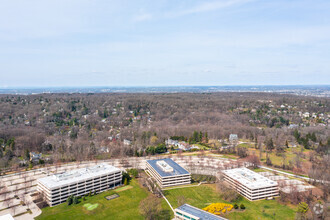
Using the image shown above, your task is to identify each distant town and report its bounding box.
[1,85,330,97]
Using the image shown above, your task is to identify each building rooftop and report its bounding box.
[147,158,189,177]
[223,168,278,190]
[176,204,227,220]
[38,163,121,189]
[0,214,15,220]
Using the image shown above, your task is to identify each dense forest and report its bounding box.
[0,92,329,171]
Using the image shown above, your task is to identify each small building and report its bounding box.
[288,124,298,129]
[146,158,191,188]
[303,112,310,118]
[229,134,238,142]
[175,204,227,220]
[177,142,191,151]
[123,139,132,145]
[30,152,42,162]
[37,163,122,206]
[222,168,279,201]
[99,146,109,153]
[165,138,179,146]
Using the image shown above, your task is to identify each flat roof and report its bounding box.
[0,214,15,220]
[147,158,189,177]
[38,163,121,189]
[223,168,278,190]
[176,204,227,220]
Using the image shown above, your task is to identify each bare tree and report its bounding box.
[139,195,162,220]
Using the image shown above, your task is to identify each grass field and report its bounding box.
[83,203,99,210]
[36,179,151,220]
[114,185,133,192]
[36,176,296,220]
[164,184,296,220]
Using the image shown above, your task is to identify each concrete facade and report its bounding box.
[37,164,122,206]
[146,158,191,188]
[223,168,279,201]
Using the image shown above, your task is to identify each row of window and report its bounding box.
[51,178,121,197]
[50,181,121,205]
[175,212,197,220]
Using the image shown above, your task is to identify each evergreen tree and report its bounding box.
[192,131,199,143]
[293,129,300,142]
[310,132,317,142]
[73,196,79,204]
[199,131,203,142]
[67,195,73,205]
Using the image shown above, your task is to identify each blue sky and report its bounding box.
[0,0,329,87]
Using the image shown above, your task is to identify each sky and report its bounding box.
[0,0,329,87]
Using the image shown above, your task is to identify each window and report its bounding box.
[183,214,191,219]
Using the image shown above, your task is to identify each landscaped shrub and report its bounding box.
[191,174,216,183]
[203,203,233,215]
[240,204,245,210]
[128,169,139,178]
[234,203,238,209]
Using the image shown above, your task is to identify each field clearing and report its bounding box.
[165,183,296,220]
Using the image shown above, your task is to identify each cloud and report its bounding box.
[133,13,152,22]
[167,0,254,17]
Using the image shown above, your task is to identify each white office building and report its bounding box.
[146,158,191,188]
[222,168,279,201]
[37,163,122,206]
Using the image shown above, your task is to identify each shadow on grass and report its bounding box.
[157,210,171,220]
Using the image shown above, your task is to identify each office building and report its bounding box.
[37,163,122,206]
[222,168,279,201]
[146,158,191,188]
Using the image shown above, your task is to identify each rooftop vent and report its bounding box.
[156,160,174,172]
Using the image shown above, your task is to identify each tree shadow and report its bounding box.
[157,210,171,220]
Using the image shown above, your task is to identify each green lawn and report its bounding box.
[237,143,253,148]
[164,184,296,220]
[36,179,151,220]
[35,178,296,220]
